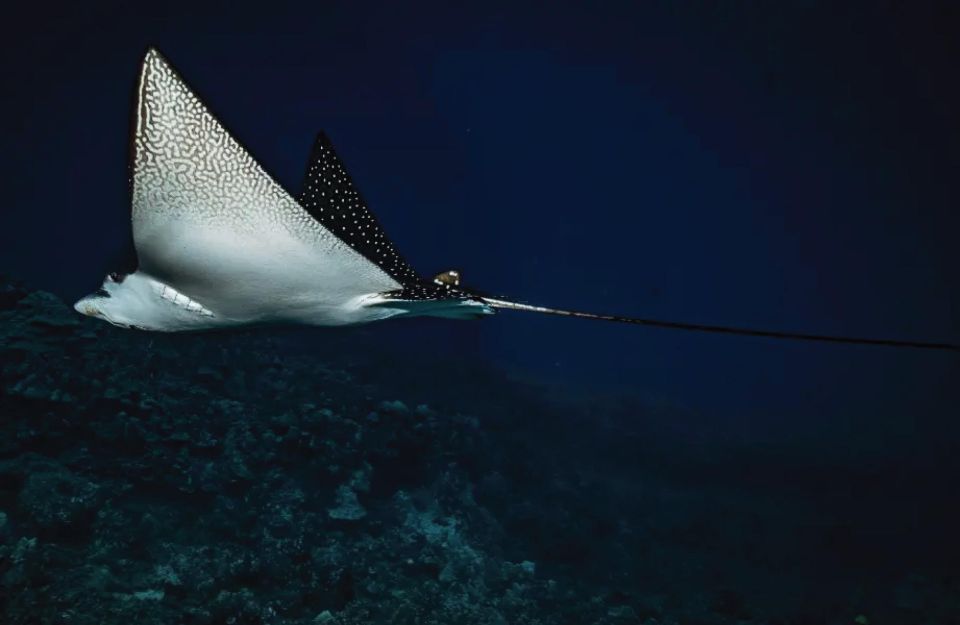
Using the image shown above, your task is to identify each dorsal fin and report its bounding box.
[298,132,422,286]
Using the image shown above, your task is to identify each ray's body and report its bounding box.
[74,49,957,352]
[75,49,490,331]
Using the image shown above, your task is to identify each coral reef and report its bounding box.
[1,276,958,624]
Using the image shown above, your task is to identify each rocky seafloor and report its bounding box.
[1,276,958,625]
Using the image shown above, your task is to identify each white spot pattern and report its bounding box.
[297,132,422,285]
[298,132,473,302]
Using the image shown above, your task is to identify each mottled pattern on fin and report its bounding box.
[298,132,422,286]
[133,50,314,236]
[130,50,398,297]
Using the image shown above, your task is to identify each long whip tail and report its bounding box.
[481,297,959,352]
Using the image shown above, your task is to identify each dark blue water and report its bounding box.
[2,3,958,623]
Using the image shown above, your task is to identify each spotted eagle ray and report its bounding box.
[74,49,957,352]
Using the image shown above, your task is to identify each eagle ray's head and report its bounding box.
[73,272,153,330]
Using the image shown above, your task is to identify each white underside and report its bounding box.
[77,213,491,332]
[134,221,405,329]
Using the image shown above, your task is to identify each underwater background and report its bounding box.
[1,2,958,624]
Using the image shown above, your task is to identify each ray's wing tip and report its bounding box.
[314,130,333,149]
[142,46,164,65]
[139,47,171,85]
